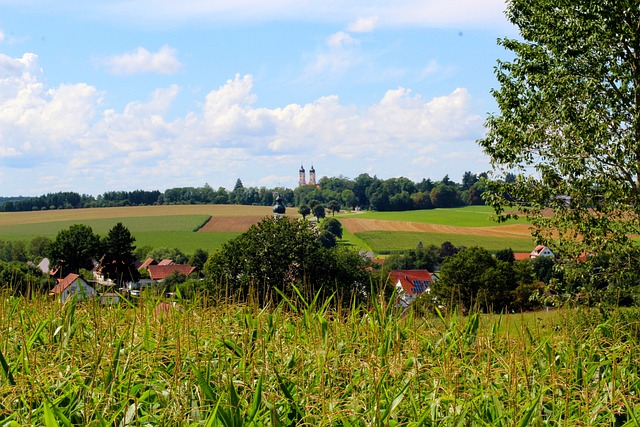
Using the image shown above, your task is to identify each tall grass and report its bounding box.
[1,289,639,425]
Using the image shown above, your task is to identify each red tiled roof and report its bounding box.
[50,273,81,295]
[139,258,156,270]
[147,264,196,280]
[158,259,174,266]
[532,245,546,255]
[514,252,531,261]
[389,270,434,295]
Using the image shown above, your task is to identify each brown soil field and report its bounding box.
[0,205,283,227]
[340,218,532,238]
[198,215,268,232]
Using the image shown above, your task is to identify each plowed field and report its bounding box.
[198,216,267,232]
[340,218,531,238]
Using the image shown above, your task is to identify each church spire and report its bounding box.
[298,164,306,187]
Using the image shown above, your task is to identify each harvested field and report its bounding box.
[340,218,532,238]
[0,205,279,227]
[198,215,267,232]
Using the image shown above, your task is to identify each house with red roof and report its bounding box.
[513,245,556,261]
[530,245,555,259]
[138,257,157,270]
[49,273,97,303]
[147,264,196,282]
[389,269,435,308]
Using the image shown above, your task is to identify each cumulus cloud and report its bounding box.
[346,17,378,33]
[0,54,486,195]
[102,45,182,75]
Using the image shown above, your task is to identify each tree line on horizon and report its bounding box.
[0,171,502,213]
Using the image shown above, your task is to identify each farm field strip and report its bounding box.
[340,218,531,238]
[0,204,278,227]
[357,230,534,252]
[341,205,528,227]
[0,215,211,238]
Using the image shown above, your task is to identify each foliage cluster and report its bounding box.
[432,246,557,313]
[46,223,138,284]
[479,0,640,301]
[204,216,368,306]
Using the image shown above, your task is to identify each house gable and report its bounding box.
[50,273,96,302]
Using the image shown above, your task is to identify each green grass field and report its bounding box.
[0,205,534,255]
[357,230,534,253]
[341,205,527,227]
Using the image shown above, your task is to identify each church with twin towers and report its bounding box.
[298,164,316,187]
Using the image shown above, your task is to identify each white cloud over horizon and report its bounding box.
[0,53,487,195]
[101,45,182,76]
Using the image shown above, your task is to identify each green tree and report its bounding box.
[188,248,209,272]
[384,245,439,271]
[327,200,341,216]
[204,217,369,305]
[101,223,138,285]
[341,189,357,209]
[434,246,514,313]
[319,217,343,239]
[28,236,51,261]
[298,204,311,220]
[47,224,102,276]
[312,204,326,221]
[318,230,337,248]
[479,0,640,289]
[147,247,188,264]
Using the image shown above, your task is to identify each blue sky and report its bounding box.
[0,0,515,196]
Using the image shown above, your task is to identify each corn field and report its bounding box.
[1,290,640,426]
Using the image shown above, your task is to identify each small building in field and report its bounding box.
[389,269,435,309]
[49,273,97,303]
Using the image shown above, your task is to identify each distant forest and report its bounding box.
[0,171,507,213]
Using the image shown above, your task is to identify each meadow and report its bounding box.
[357,230,534,253]
[1,292,639,425]
[341,205,527,227]
[0,205,532,255]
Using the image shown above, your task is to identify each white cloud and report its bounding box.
[346,17,378,33]
[326,31,358,49]
[303,31,364,78]
[102,45,182,75]
[71,0,508,29]
[0,54,487,195]
[0,1,508,30]
[0,30,4,43]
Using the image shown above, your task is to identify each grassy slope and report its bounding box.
[0,205,532,254]
[342,205,528,227]
[359,230,533,253]
[337,206,532,252]
[0,205,274,253]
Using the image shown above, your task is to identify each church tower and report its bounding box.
[309,165,316,186]
[298,164,306,187]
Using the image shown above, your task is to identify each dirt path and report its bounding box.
[340,218,531,238]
